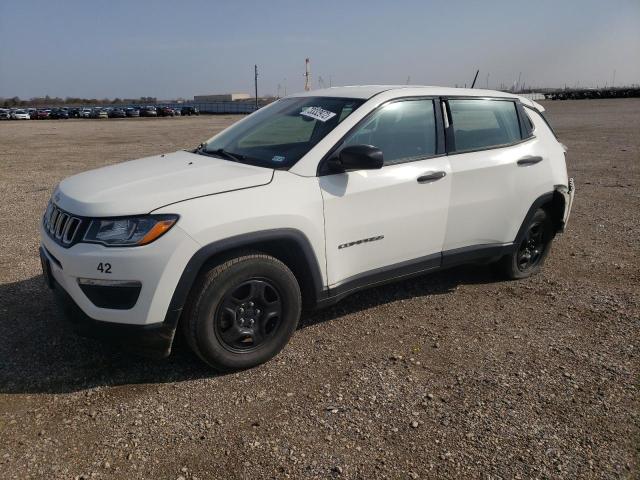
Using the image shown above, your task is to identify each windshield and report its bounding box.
[200,96,364,169]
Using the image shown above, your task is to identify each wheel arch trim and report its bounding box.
[164,229,325,323]
[515,189,567,245]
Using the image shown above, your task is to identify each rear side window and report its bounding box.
[342,99,437,165]
[448,99,521,152]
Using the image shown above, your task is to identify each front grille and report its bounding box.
[43,202,83,247]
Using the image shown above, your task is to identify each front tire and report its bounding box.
[182,254,301,372]
[497,208,554,279]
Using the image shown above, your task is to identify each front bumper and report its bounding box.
[41,247,180,358]
[40,222,199,326]
[39,220,201,356]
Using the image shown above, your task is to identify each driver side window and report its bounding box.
[342,99,437,165]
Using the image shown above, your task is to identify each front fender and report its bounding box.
[165,229,325,316]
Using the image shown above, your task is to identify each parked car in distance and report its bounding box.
[126,107,140,117]
[50,108,69,119]
[181,106,199,116]
[80,108,92,118]
[40,86,575,372]
[0,109,10,120]
[36,109,51,119]
[109,108,127,118]
[173,108,181,116]
[68,108,81,118]
[90,108,108,119]
[158,106,175,117]
[10,109,31,120]
[140,106,157,117]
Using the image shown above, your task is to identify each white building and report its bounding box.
[194,93,251,102]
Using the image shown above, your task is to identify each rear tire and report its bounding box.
[496,208,554,279]
[182,254,301,372]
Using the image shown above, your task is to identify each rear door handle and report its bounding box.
[517,155,543,166]
[417,171,447,183]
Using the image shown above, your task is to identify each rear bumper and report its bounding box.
[41,247,180,358]
[560,178,575,231]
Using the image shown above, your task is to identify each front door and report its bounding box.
[319,98,451,288]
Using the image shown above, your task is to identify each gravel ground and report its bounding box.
[0,100,638,479]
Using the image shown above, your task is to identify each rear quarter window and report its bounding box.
[449,99,522,152]
[529,108,559,140]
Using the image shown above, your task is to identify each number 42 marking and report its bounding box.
[97,262,112,274]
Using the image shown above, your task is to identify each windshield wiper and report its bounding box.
[204,148,246,162]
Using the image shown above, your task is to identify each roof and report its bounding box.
[289,85,538,108]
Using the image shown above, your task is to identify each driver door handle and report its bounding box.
[517,155,543,166]
[417,171,447,183]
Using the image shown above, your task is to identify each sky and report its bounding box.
[1,0,639,100]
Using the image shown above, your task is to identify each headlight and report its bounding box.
[83,214,178,247]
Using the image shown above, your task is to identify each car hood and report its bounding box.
[54,150,274,217]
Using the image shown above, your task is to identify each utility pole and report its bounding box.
[254,65,259,110]
[304,58,311,91]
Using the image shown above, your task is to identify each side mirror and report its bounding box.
[328,144,384,172]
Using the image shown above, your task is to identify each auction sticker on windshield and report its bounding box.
[300,106,336,122]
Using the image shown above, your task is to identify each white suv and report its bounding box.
[40,86,574,371]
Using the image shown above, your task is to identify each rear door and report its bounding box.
[319,98,451,287]
[442,98,552,251]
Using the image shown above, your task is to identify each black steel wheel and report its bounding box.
[182,254,301,371]
[497,208,554,279]
[215,278,283,352]
[516,219,546,272]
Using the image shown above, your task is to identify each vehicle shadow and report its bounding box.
[0,265,499,394]
[300,264,500,329]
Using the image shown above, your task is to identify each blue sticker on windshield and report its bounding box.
[272,155,286,163]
